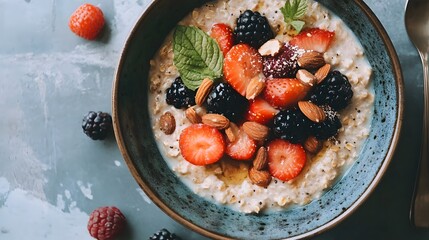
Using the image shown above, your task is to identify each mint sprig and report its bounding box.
[280,0,308,33]
[173,25,223,91]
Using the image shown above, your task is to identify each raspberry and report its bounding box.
[262,44,302,78]
[166,77,196,109]
[234,10,274,48]
[149,229,182,240]
[82,111,112,140]
[69,3,105,40]
[87,206,126,240]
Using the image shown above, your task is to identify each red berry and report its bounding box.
[263,78,310,109]
[179,124,225,165]
[225,125,257,160]
[223,44,263,96]
[69,4,105,40]
[87,206,126,240]
[267,139,307,181]
[210,23,234,56]
[289,28,335,53]
[262,44,301,78]
[245,97,279,125]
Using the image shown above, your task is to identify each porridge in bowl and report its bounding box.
[148,0,374,214]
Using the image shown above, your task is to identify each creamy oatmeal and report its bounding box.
[148,0,374,213]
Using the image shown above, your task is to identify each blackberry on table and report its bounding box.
[206,82,249,122]
[82,111,112,140]
[263,44,301,78]
[166,77,196,109]
[234,10,274,49]
[149,228,182,240]
[310,107,342,140]
[308,71,353,111]
[272,108,312,144]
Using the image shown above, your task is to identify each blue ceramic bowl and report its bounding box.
[112,0,404,239]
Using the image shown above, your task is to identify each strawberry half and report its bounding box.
[210,23,234,56]
[224,44,263,96]
[246,97,279,125]
[179,124,225,166]
[289,28,335,53]
[225,125,257,160]
[267,139,307,181]
[263,78,310,109]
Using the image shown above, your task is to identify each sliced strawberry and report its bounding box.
[245,97,279,125]
[289,28,335,53]
[225,125,257,160]
[223,44,263,96]
[179,124,225,166]
[267,139,306,181]
[263,78,310,109]
[210,23,234,56]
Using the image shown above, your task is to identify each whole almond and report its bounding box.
[225,122,239,142]
[242,121,270,141]
[159,111,176,135]
[185,107,201,124]
[315,63,331,84]
[304,136,322,154]
[248,167,272,188]
[202,114,230,129]
[296,69,317,86]
[297,51,325,69]
[253,146,268,170]
[246,77,266,100]
[258,39,283,56]
[195,78,213,106]
[298,101,326,123]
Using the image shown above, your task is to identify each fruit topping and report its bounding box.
[179,124,225,166]
[210,23,235,56]
[225,125,257,161]
[82,111,112,140]
[289,28,335,52]
[206,82,249,122]
[308,70,353,111]
[69,4,105,40]
[223,44,263,96]
[309,107,342,140]
[267,139,307,181]
[87,206,126,240]
[262,44,302,78]
[234,10,274,49]
[149,228,182,240]
[166,77,196,109]
[272,108,312,144]
[246,98,279,125]
[263,78,310,109]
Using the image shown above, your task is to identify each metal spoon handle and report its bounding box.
[411,52,429,227]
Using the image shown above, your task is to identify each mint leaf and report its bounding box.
[280,0,308,33]
[173,25,223,91]
[290,20,305,33]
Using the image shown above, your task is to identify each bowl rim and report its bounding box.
[112,0,404,239]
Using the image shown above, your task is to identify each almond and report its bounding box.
[315,63,331,84]
[298,101,326,123]
[304,136,322,154]
[185,107,201,124]
[248,167,272,188]
[296,69,317,86]
[258,39,283,56]
[225,122,239,142]
[297,51,325,69]
[159,111,176,135]
[195,78,213,106]
[245,77,266,100]
[242,121,270,141]
[253,146,268,170]
[202,114,230,129]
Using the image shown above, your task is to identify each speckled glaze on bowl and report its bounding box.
[112,0,403,239]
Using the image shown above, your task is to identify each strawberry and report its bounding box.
[179,124,225,166]
[267,139,306,181]
[246,97,279,125]
[225,125,257,160]
[210,23,234,56]
[69,4,105,40]
[289,28,335,53]
[263,78,310,109]
[223,44,263,96]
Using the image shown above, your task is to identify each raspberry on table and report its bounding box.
[149,228,182,240]
[69,3,105,40]
[82,111,112,140]
[87,206,126,240]
[165,77,196,109]
[234,10,274,49]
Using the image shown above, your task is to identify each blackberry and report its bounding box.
[234,10,274,49]
[149,229,182,240]
[309,71,353,111]
[82,111,112,140]
[310,108,342,140]
[206,82,249,122]
[272,108,312,144]
[263,44,300,78]
[166,77,196,109]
